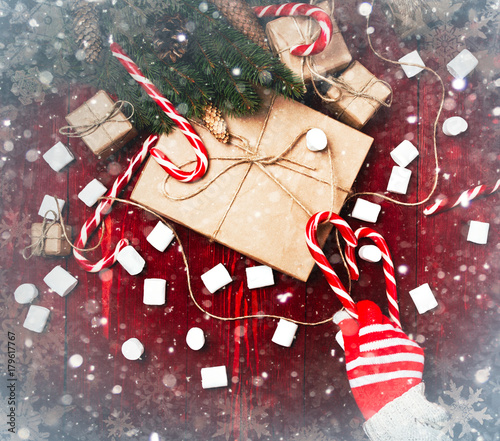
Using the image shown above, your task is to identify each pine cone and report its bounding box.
[209,0,268,50]
[73,0,103,63]
[152,15,190,63]
[202,104,229,143]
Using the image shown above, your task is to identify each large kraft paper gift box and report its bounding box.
[131,92,373,282]
[265,1,351,83]
[65,90,137,159]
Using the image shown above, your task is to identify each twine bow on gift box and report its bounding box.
[159,95,351,243]
[22,210,60,259]
[58,100,134,138]
[22,197,105,260]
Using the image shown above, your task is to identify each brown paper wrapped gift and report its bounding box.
[64,90,137,158]
[325,61,392,129]
[265,1,351,83]
[131,92,373,282]
[30,223,72,257]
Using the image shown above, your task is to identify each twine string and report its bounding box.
[59,100,134,138]
[344,0,444,208]
[98,196,336,326]
[161,96,347,242]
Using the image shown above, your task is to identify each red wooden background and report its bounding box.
[1,2,498,441]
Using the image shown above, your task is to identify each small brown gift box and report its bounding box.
[325,61,392,129]
[131,92,373,282]
[30,223,72,257]
[265,1,351,83]
[64,90,137,158]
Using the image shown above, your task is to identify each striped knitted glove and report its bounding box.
[335,300,451,441]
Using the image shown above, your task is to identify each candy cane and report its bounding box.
[345,227,401,329]
[254,3,333,56]
[305,211,359,318]
[110,42,208,183]
[423,179,500,216]
[73,134,159,272]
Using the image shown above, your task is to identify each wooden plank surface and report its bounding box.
[0,2,498,440]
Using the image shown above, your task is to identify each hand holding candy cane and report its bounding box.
[254,3,333,56]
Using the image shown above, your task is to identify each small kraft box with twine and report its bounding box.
[265,1,351,84]
[324,61,393,129]
[29,223,73,257]
[62,90,137,159]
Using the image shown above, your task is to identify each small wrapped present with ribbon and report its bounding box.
[61,90,137,159]
[131,91,373,282]
[27,221,73,257]
[265,1,351,84]
[324,61,393,129]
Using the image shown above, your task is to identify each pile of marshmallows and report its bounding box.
[119,243,299,390]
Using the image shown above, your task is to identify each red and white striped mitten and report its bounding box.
[335,300,451,441]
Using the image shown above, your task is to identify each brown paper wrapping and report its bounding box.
[131,93,373,282]
[265,1,351,83]
[30,223,72,256]
[65,90,137,158]
[326,61,392,129]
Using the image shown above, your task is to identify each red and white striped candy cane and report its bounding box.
[73,134,159,272]
[254,3,333,56]
[345,227,401,329]
[305,211,359,318]
[110,42,208,183]
[423,179,500,216]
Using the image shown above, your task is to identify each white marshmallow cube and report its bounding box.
[38,195,65,220]
[42,141,75,172]
[358,245,382,263]
[272,319,299,347]
[143,278,166,305]
[146,221,175,252]
[409,283,438,314]
[306,128,328,152]
[201,366,228,389]
[447,49,478,79]
[14,283,39,304]
[390,140,419,168]
[246,265,275,289]
[186,327,205,351]
[351,198,382,223]
[43,265,78,297]
[23,305,50,333]
[467,220,489,245]
[398,50,426,78]
[201,263,232,293]
[387,166,412,194]
[117,246,145,275]
[442,116,468,136]
[78,179,107,207]
[121,338,144,360]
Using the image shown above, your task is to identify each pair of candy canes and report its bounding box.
[305,211,402,329]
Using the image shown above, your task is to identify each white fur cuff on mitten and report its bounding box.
[363,383,452,441]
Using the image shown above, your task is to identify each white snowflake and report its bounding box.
[438,380,493,438]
